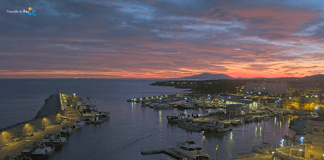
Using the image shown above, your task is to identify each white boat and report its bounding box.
[74,119,86,128]
[61,125,74,135]
[31,142,55,160]
[173,140,209,160]
[192,110,216,118]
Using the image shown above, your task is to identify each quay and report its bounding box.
[0,93,108,160]
[141,148,195,160]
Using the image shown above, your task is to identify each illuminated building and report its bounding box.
[304,116,324,160]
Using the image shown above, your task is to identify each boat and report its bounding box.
[244,116,254,123]
[178,122,204,131]
[167,113,190,123]
[21,145,33,157]
[31,142,55,160]
[61,125,74,137]
[216,125,233,132]
[254,116,262,122]
[203,121,224,131]
[192,110,216,118]
[231,118,243,126]
[177,102,196,110]
[173,140,209,160]
[74,119,86,128]
[42,133,68,151]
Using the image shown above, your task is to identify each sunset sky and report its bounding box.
[1,0,324,79]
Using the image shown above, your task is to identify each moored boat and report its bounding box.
[31,142,55,160]
[167,113,190,123]
[216,125,233,132]
[74,119,86,128]
[173,140,209,160]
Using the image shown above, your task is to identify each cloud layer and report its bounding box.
[1,0,324,78]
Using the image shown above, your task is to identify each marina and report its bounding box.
[0,79,320,160]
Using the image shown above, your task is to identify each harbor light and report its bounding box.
[280,139,284,146]
[73,93,76,97]
[184,97,187,100]
[315,107,319,110]
[300,137,304,143]
[244,96,246,99]
[159,97,162,100]
[132,98,134,101]
[258,92,261,95]
[208,97,211,100]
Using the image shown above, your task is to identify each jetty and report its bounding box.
[0,93,109,160]
[141,148,195,160]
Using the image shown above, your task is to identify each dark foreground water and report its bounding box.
[0,79,300,160]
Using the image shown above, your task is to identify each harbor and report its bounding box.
[0,79,323,160]
[0,93,110,160]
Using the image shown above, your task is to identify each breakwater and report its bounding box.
[0,93,88,159]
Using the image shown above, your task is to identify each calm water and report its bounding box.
[0,79,300,160]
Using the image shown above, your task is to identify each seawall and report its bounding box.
[0,94,65,147]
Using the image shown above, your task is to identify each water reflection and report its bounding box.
[230,132,233,141]
[274,117,276,125]
[159,110,162,128]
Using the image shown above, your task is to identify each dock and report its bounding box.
[0,93,110,160]
[141,148,194,160]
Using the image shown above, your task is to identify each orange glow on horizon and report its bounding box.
[0,69,318,79]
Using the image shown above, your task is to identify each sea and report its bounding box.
[0,79,301,160]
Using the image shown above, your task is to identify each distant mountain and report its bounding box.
[179,73,233,80]
[301,74,324,81]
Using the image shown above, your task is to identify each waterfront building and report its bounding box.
[243,81,287,96]
[224,96,259,111]
[304,116,324,160]
[226,104,248,115]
